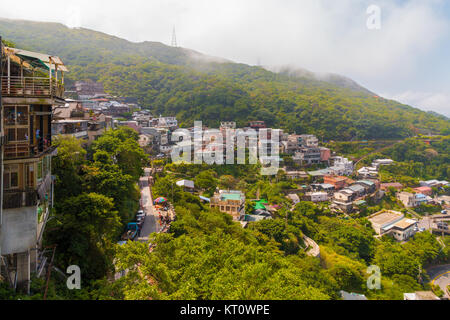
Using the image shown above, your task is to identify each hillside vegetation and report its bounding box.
[1,18,449,140]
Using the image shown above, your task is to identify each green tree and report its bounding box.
[45,193,121,281]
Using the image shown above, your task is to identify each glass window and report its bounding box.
[4,165,19,189]
[17,128,28,141]
[4,106,16,125]
[7,128,16,142]
[26,164,34,188]
[10,172,18,188]
[16,106,29,125]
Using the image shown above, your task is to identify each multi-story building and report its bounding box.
[74,80,105,99]
[150,116,178,130]
[329,156,354,176]
[397,192,429,208]
[304,191,329,203]
[210,190,245,220]
[354,180,378,194]
[52,100,114,143]
[357,166,378,178]
[371,158,394,168]
[298,134,319,148]
[420,180,449,188]
[0,44,67,293]
[368,210,417,241]
[332,188,357,212]
[293,147,321,165]
[323,175,349,190]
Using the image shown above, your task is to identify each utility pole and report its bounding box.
[43,245,56,300]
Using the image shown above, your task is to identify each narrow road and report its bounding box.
[303,234,320,258]
[353,140,403,172]
[137,173,160,241]
[289,204,320,258]
[427,264,450,299]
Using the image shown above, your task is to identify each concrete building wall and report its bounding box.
[0,206,37,255]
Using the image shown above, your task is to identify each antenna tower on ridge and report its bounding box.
[171,26,178,47]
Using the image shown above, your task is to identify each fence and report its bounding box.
[1,76,64,98]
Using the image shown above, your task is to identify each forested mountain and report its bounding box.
[1,17,449,140]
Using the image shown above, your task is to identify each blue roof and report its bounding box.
[199,196,210,202]
[416,193,427,199]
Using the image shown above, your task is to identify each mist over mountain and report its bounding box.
[1,17,449,139]
[268,65,375,95]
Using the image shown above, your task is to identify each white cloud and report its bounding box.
[386,91,450,117]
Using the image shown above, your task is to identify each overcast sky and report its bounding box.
[1,0,449,116]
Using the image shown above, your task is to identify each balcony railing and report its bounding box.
[1,76,64,98]
[3,189,38,209]
[4,139,53,159]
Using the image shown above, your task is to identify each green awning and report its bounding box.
[253,199,268,210]
[254,202,267,210]
[15,53,49,70]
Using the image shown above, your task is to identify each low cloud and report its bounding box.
[386,91,450,117]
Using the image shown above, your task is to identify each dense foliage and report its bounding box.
[96,161,449,300]
[44,127,147,282]
[358,136,450,184]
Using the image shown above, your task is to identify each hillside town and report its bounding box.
[0,40,448,302]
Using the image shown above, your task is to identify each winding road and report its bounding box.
[352,140,403,172]
[427,264,450,299]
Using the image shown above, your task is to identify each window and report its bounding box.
[25,164,34,188]
[4,106,16,126]
[4,105,30,143]
[7,128,16,142]
[16,106,29,125]
[17,128,28,141]
[4,164,19,190]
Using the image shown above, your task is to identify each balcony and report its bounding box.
[1,76,64,99]
[3,189,38,209]
[4,140,54,160]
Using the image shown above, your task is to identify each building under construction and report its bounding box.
[0,38,67,293]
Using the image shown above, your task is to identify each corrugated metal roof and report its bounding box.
[7,47,68,72]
